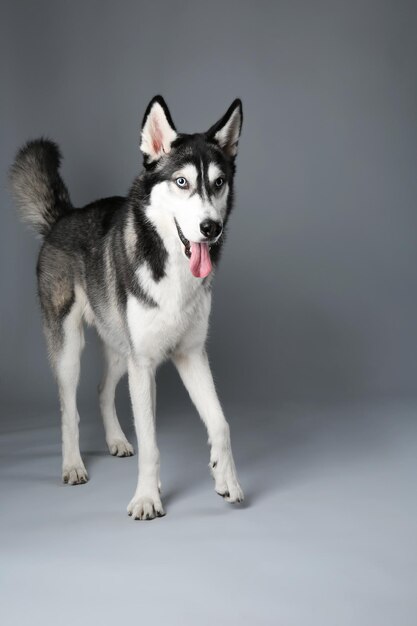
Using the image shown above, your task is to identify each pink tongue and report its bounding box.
[189,242,212,278]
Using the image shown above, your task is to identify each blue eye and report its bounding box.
[175,177,188,189]
[215,177,224,188]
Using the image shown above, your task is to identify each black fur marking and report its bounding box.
[34,190,162,363]
[128,177,168,282]
[112,224,158,311]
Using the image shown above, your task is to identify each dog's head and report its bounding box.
[139,96,242,278]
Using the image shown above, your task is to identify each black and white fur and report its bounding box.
[9,96,244,520]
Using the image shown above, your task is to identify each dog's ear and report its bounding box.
[140,96,177,162]
[206,99,243,157]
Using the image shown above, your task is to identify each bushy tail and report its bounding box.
[9,138,72,237]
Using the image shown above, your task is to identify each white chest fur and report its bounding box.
[127,246,212,364]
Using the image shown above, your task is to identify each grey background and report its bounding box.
[1,1,417,625]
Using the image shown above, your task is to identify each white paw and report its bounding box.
[108,438,134,457]
[62,464,88,485]
[127,493,165,520]
[210,458,244,503]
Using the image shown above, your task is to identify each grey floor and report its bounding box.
[1,401,416,625]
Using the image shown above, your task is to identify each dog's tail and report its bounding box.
[9,138,72,237]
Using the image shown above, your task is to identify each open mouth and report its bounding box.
[175,219,191,258]
[175,219,213,279]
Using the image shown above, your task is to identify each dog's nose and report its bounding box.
[200,219,222,240]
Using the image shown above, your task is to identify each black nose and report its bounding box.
[200,219,222,239]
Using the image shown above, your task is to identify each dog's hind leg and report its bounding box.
[38,246,88,484]
[43,289,88,485]
[99,343,133,457]
[54,300,88,485]
[49,302,88,485]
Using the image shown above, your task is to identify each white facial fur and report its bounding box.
[207,163,223,183]
[147,162,229,244]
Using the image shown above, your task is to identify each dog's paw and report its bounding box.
[127,494,165,520]
[210,459,244,503]
[216,482,244,503]
[62,464,88,485]
[108,438,134,457]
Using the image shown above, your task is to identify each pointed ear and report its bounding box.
[206,99,243,157]
[140,95,177,162]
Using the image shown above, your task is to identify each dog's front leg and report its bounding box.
[173,349,244,503]
[126,356,164,520]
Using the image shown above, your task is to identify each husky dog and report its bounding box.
[9,96,244,520]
